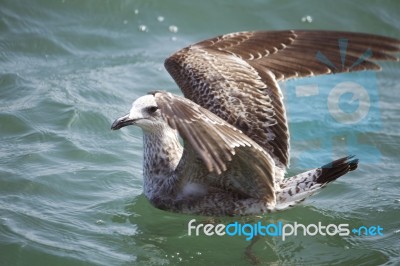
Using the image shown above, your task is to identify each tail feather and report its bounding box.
[317,155,359,184]
[275,156,358,210]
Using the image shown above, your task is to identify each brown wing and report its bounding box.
[165,30,400,168]
[153,91,276,202]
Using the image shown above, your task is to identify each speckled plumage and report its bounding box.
[112,30,400,216]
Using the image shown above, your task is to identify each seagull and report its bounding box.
[111,30,399,216]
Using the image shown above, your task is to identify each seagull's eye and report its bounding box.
[147,106,158,113]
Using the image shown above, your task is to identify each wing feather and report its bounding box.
[165,30,400,168]
[154,91,276,201]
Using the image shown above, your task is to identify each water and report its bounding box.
[1,0,399,265]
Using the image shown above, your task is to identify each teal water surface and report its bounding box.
[1,0,400,265]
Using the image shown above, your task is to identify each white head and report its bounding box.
[111,94,165,132]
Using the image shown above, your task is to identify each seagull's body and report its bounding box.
[112,30,400,216]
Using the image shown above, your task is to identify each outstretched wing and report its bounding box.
[153,91,276,202]
[165,30,400,168]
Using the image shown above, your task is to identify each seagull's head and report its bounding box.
[111,94,164,132]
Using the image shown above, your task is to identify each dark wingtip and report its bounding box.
[317,155,359,184]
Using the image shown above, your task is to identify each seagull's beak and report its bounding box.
[111,114,135,130]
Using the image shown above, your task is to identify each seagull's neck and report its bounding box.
[142,125,183,197]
